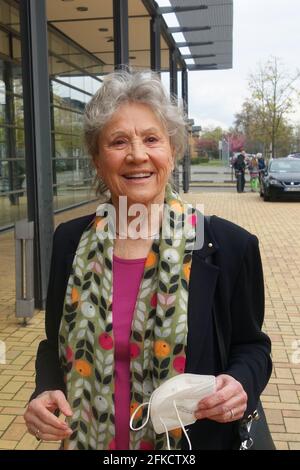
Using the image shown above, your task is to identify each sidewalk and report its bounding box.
[0,192,300,450]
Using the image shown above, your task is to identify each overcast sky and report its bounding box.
[161,0,300,130]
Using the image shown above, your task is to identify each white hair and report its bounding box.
[83,70,187,194]
[84,70,187,194]
[84,70,187,157]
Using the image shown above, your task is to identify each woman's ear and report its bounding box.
[93,155,101,175]
[171,158,175,171]
[170,151,176,171]
[92,135,102,173]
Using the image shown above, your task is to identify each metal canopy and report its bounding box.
[168,0,233,71]
[46,0,232,74]
[46,0,171,73]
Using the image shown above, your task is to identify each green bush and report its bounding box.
[191,157,209,164]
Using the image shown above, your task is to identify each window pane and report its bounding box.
[14,96,24,126]
[0,92,6,122]
[12,37,22,61]
[0,30,9,56]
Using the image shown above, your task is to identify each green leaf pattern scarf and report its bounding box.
[59,184,196,450]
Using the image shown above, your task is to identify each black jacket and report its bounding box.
[233,155,246,171]
[31,214,272,450]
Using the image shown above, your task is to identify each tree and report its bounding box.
[234,100,264,153]
[234,98,295,156]
[197,137,218,159]
[226,131,246,153]
[196,126,224,159]
[246,57,300,157]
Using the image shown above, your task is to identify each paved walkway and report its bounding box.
[0,191,300,450]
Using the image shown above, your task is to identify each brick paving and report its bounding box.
[0,191,300,450]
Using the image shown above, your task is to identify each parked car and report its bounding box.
[286,152,300,160]
[260,158,300,201]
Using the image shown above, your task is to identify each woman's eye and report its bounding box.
[146,136,158,144]
[112,140,126,147]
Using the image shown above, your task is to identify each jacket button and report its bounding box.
[208,243,213,248]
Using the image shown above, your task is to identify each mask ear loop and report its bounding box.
[129,395,152,431]
[159,418,171,450]
[159,401,192,451]
[173,400,192,450]
[129,396,192,451]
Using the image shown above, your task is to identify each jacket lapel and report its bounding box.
[186,216,220,373]
[64,214,96,282]
[65,253,75,283]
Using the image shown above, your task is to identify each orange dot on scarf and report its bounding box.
[170,428,182,438]
[183,263,191,281]
[170,200,183,213]
[71,288,80,304]
[130,402,143,420]
[154,340,171,358]
[75,359,92,377]
[145,251,157,268]
[93,216,102,228]
[95,217,107,232]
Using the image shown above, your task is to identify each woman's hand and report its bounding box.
[24,390,73,441]
[194,374,248,423]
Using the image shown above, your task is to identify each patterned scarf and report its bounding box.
[59,184,196,450]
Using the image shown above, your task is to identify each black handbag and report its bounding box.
[245,400,276,450]
[205,216,276,450]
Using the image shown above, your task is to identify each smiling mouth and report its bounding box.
[123,172,154,180]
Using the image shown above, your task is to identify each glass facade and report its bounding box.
[0,0,108,230]
[48,27,103,212]
[0,0,27,229]
[0,0,179,231]
[0,0,186,308]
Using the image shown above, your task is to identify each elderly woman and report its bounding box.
[24,71,272,450]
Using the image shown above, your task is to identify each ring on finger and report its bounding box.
[229,408,235,420]
[35,428,41,441]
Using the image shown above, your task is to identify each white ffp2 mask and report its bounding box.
[130,373,216,450]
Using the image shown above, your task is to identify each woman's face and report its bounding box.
[95,102,174,206]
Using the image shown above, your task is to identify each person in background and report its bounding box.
[248,156,260,192]
[24,71,272,450]
[257,153,266,185]
[233,150,247,192]
[257,153,265,171]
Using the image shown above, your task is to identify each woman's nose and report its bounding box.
[128,141,149,162]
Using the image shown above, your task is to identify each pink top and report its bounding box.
[112,254,146,450]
